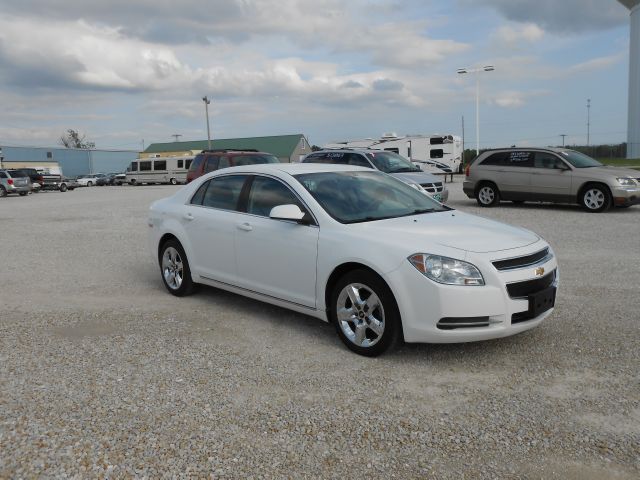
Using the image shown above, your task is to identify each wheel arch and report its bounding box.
[576,181,612,203]
[324,262,404,339]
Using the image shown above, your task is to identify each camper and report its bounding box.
[126,155,194,185]
[324,133,464,174]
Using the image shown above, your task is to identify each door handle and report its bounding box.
[237,222,253,232]
[183,212,194,221]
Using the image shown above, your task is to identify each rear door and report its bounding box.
[184,174,249,284]
[493,151,534,198]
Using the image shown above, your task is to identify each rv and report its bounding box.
[324,133,464,173]
[126,155,194,185]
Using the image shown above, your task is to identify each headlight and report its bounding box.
[408,254,485,286]
[617,177,636,186]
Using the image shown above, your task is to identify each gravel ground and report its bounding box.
[0,180,639,479]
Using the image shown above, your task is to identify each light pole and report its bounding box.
[202,96,212,150]
[560,134,567,147]
[586,98,591,147]
[457,65,495,155]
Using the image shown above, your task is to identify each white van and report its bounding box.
[126,155,194,185]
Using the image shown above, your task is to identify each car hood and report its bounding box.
[391,171,440,184]
[352,210,540,254]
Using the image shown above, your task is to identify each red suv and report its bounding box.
[186,149,280,183]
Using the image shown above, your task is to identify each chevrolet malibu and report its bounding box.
[148,164,559,356]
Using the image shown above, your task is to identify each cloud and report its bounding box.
[491,23,545,48]
[461,0,628,33]
[490,90,549,108]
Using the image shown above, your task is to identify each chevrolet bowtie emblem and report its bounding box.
[535,267,545,277]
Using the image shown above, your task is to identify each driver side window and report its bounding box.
[247,176,304,218]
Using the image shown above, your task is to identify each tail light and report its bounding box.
[7,179,14,185]
[464,164,471,177]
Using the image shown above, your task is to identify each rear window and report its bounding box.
[189,155,204,172]
[8,170,28,177]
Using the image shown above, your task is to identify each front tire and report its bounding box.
[59,183,68,192]
[87,181,93,187]
[475,182,500,207]
[169,178,178,185]
[159,239,196,296]
[0,186,6,197]
[580,184,611,212]
[19,192,28,196]
[330,269,401,356]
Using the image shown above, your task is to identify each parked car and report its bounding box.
[303,149,449,203]
[13,168,44,192]
[463,148,640,212]
[148,163,558,356]
[0,169,32,196]
[76,174,105,187]
[114,173,126,185]
[186,149,280,183]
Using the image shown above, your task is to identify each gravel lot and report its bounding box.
[1,179,639,479]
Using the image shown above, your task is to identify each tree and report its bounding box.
[59,129,95,149]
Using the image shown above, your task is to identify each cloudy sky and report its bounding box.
[0,0,632,151]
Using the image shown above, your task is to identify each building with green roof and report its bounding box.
[141,134,310,163]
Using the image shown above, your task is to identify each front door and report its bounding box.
[234,175,319,308]
[530,152,573,201]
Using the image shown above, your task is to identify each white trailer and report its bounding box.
[324,133,464,173]
[126,155,194,185]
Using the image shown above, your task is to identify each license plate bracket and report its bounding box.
[528,286,556,317]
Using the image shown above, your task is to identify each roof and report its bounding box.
[144,134,306,158]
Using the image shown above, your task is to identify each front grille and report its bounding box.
[420,182,444,193]
[506,270,556,298]
[437,316,490,330]
[492,248,550,271]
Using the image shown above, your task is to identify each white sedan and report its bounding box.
[148,164,558,356]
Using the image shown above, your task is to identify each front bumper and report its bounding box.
[611,186,640,206]
[386,242,558,343]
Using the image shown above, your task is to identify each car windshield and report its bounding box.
[559,150,603,168]
[295,171,447,224]
[366,151,421,174]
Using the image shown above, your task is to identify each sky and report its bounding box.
[0,0,633,151]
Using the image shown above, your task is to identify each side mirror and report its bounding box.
[269,204,307,223]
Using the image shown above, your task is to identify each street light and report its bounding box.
[202,96,212,150]
[457,65,495,155]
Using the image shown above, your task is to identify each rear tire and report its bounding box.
[159,239,196,297]
[330,269,401,357]
[0,186,7,197]
[475,182,500,207]
[19,192,28,196]
[169,178,178,185]
[580,184,611,213]
[59,183,68,192]
[87,181,93,187]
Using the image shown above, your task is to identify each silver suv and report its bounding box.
[463,148,640,212]
[0,169,32,197]
[302,149,449,202]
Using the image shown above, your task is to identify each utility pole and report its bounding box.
[560,134,567,147]
[141,139,145,151]
[0,147,3,169]
[586,98,591,147]
[171,134,182,142]
[461,115,465,165]
[203,96,212,150]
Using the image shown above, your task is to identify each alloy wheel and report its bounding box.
[583,188,605,210]
[478,186,495,205]
[336,283,385,348]
[162,247,184,290]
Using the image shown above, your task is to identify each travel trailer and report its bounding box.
[126,155,194,185]
[324,133,463,173]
